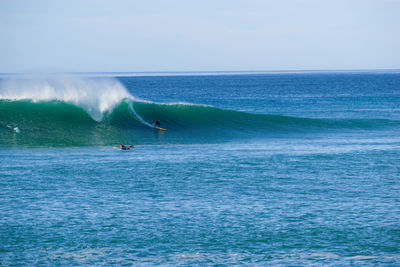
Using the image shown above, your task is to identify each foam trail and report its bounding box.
[0,76,132,121]
[128,101,156,128]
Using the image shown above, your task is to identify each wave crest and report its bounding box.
[0,76,132,121]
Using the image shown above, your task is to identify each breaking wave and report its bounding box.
[0,77,398,147]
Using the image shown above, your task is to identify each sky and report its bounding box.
[0,0,399,73]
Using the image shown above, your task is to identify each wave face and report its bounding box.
[0,77,398,147]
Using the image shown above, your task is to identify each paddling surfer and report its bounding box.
[120,144,133,150]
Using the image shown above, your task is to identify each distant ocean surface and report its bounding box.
[1,72,399,265]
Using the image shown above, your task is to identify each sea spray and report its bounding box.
[0,76,132,121]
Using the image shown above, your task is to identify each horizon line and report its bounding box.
[1,68,400,77]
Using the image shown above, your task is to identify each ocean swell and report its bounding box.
[0,77,398,147]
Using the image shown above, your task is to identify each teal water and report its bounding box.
[1,72,400,265]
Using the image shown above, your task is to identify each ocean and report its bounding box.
[0,72,399,265]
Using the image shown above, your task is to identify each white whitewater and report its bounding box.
[0,76,133,121]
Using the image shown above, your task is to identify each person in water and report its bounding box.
[154,120,161,127]
[120,144,133,150]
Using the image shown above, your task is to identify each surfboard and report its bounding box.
[155,127,166,131]
[113,146,134,150]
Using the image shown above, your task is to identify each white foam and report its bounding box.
[158,101,212,107]
[0,76,132,121]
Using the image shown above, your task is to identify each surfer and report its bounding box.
[154,120,161,127]
[119,144,133,150]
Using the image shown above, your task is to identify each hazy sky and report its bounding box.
[0,0,399,72]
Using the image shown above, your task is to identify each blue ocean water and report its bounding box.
[0,72,399,265]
